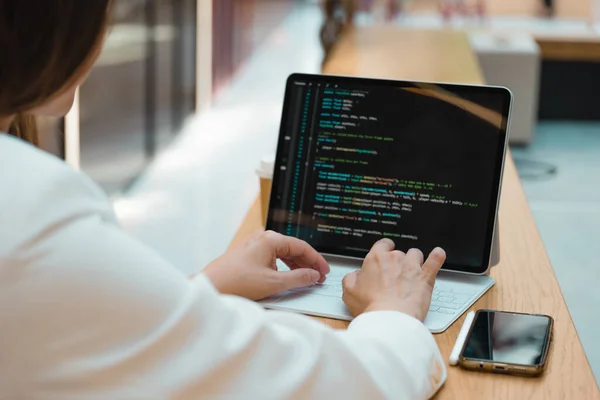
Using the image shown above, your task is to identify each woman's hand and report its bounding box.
[342,238,446,321]
[202,230,330,300]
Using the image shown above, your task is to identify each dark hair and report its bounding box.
[0,0,112,146]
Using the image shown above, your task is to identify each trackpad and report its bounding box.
[264,291,353,321]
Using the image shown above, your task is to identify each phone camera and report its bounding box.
[479,363,484,368]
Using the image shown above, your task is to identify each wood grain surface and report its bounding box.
[321,27,485,84]
[537,37,600,61]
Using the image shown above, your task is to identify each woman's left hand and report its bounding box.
[202,230,330,300]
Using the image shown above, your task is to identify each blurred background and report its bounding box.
[38,0,600,383]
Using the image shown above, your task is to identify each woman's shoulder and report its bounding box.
[0,134,108,200]
[0,134,117,253]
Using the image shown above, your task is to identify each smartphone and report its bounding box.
[457,310,553,376]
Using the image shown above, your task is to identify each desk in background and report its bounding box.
[229,28,600,399]
[321,0,600,119]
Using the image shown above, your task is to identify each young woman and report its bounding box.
[0,1,448,398]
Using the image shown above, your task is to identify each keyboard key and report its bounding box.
[438,296,455,303]
[452,294,472,302]
[437,308,456,314]
[429,306,440,312]
[449,289,476,296]
[291,283,341,297]
[430,301,462,310]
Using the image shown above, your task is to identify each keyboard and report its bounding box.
[262,262,495,333]
[290,270,479,317]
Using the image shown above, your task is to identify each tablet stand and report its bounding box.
[490,221,500,268]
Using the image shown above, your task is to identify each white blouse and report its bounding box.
[0,134,446,399]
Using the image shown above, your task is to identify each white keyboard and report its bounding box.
[261,264,495,333]
[290,270,478,316]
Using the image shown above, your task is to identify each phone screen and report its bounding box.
[462,311,552,366]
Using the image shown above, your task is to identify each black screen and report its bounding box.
[463,311,552,366]
[267,74,511,273]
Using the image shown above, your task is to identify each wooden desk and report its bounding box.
[536,34,600,62]
[322,27,485,84]
[323,1,600,62]
[230,28,600,398]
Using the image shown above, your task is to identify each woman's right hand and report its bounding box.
[342,239,446,321]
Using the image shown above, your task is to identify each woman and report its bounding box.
[0,1,448,398]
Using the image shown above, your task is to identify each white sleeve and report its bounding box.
[0,190,446,400]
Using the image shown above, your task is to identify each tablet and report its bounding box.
[267,74,512,274]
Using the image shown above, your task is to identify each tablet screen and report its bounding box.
[267,74,511,274]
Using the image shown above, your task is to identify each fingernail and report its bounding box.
[310,270,321,282]
[433,247,446,257]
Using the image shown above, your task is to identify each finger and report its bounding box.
[281,258,326,282]
[422,247,446,285]
[341,271,361,316]
[370,237,395,253]
[262,231,330,276]
[391,250,406,262]
[405,248,424,266]
[342,270,359,291]
[274,268,321,292]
